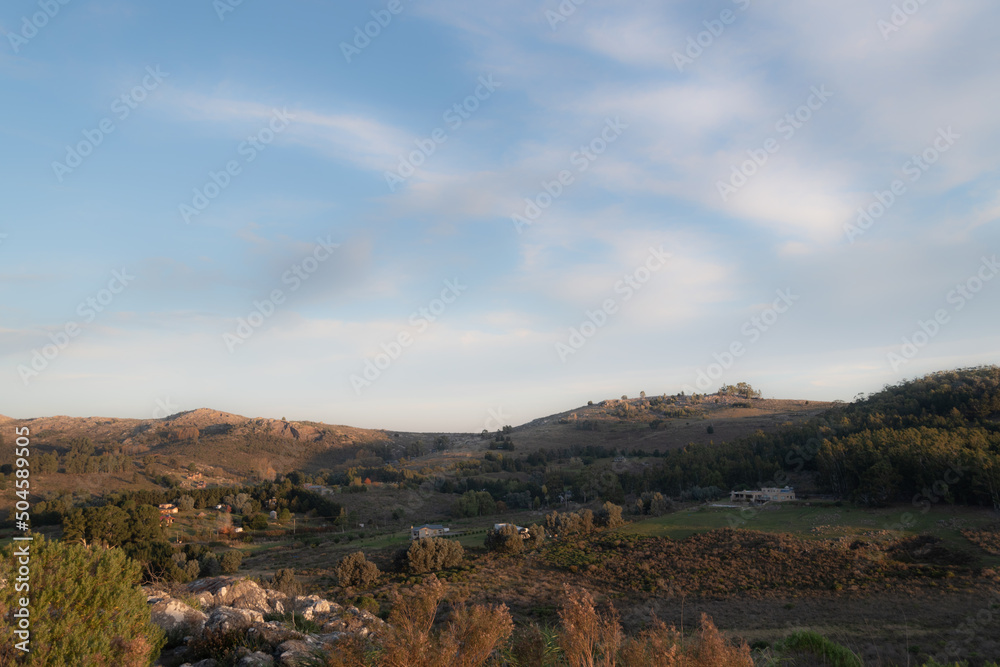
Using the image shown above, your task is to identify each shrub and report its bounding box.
[378,575,513,667]
[243,513,269,530]
[219,549,243,574]
[199,552,222,577]
[177,495,195,512]
[271,568,302,596]
[406,537,464,574]
[777,630,863,667]
[0,535,165,666]
[336,551,381,588]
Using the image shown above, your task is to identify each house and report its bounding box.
[160,514,174,526]
[613,456,626,463]
[158,503,178,514]
[493,523,530,539]
[411,524,450,540]
[730,486,796,504]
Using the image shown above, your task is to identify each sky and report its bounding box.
[1,0,998,432]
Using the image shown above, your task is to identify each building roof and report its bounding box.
[413,524,446,530]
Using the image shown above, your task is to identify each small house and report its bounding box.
[158,503,178,514]
[411,524,450,540]
[730,486,796,504]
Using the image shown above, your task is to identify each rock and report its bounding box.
[205,606,265,634]
[180,661,219,667]
[292,595,331,620]
[150,598,208,636]
[238,652,275,667]
[247,621,299,646]
[275,639,318,666]
[225,579,273,614]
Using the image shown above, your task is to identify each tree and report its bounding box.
[278,508,292,523]
[37,452,59,474]
[177,495,195,512]
[336,551,381,588]
[597,501,626,529]
[406,537,464,573]
[243,513,269,530]
[0,535,165,665]
[485,524,524,555]
[219,550,243,574]
[525,524,545,550]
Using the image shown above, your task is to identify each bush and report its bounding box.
[219,549,243,574]
[406,537,464,574]
[485,524,525,556]
[177,495,195,512]
[377,575,513,667]
[0,535,165,666]
[243,513,269,530]
[271,568,302,596]
[777,630,863,667]
[336,551,381,588]
[199,552,222,577]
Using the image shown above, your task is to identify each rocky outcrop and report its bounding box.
[151,577,385,666]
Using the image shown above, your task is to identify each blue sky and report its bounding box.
[2,0,999,431]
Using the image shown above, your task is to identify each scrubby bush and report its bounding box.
[243,513,269,530]
[219,549,243,574]
[177,494,196,511]
[336,551,381,588]
[376,575,513,667]
[406,537,464,574]
[199,552,222,577]
[271,568,302,596]
[0,535,165,666]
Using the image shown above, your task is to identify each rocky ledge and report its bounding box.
[146,576,386,666]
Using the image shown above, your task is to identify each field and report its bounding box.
[628,501,1000,561]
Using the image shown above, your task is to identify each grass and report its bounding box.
[626,502,1000,565]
